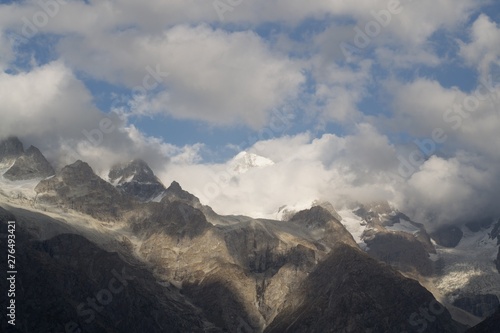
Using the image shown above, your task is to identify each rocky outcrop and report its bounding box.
[109,159,166,202]
[0,211,221,333]
[289,206,357,247]
[365,230,434,276]
[35,160,131,220]
[264,243,461,333]
[431,225,464,248]
[3,145,54,180]
[0,136,24,163]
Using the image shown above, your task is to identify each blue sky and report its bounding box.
[1,0,500,222]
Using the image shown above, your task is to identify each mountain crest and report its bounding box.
[0,136,24,164]
[35,160,130,220]
[3,145,55,181]
[108,159,166,202]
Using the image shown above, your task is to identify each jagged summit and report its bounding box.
[109,159,157,184]
[161,180,201,207]
[108,159,166,202]
[289,206,357,247]
[35,160,131,220]
[168,180,182,192]
[59,160,96,183]
[3,145,55,181]
[0,137,55,181]
[0,136,24,163]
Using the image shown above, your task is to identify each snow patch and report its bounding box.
[338,209,367,247]
[230,152,274,174]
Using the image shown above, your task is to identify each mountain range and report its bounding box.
[0,137,498,333]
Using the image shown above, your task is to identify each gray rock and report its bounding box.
[365,230,434,276]
[264,243,461,333]
[0,136,24,163]
[3,145,55,180]
[0,215,221,333]
[35,160,132,221]
[431,225,464,248]
[109,159,166,202]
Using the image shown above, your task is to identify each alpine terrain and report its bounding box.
[0,137,498,333]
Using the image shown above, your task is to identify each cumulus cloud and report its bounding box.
[0,0,498,232]
[56,25,305,129]
[400,153,500,230]
[0,61,199,175]
[159,124,400,218]
[460,14,500,78]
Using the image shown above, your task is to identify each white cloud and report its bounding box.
[400,153,500,229]
[1,0,498,232]
[0,61,100,139]
[57,25,305,129]
[0,61,201,175]
[160,125,400,218]
[460,14,500,78]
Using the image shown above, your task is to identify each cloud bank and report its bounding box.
[0,0,499,230]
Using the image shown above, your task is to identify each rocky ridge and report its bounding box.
[108,159,166,202]
[1,137,497,332]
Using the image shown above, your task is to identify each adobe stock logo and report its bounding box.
[397,74,500,178]
[21,0,67,40]
[340,0,411,62]
[402,300,445,333]
[213,0,244,21]
[58,267,135,333]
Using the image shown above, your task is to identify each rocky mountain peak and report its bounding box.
[167,180,183,192]
[0,136,24,163]
[109,158,157,184]
[3,145,55,181]
[108,159,166,202]
[290,206,357,247]
[59,160,96,182]
[290,205,341,226]
[161,181,200,206]
[35,160,131,220]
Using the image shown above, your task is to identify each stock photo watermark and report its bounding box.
[54,267,135,333]
[7,0,67,45]
[402,299,445,333]
[64,64,169,163]
[340,0,412,62]
[398,74,500,178]
[5,220,17,326]
[213,0,244,21]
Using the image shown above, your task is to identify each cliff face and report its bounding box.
[0,151,469,333]
[0,207,220,333]
[34,160,132,221]
[3,145,55,181]
[0,136,24,164]
[265,243,460,333]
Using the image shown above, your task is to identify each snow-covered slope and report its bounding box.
[230,151,274,174]
[433,225,500,298]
